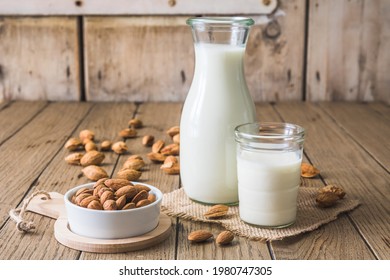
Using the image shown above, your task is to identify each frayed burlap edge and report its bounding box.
[161,188,360,242]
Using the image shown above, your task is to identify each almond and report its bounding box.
[116,194,127,210]
[164,156,178,165]
[103,199,117,210]
[116,168,142,181]
[80,150,105,166]
[161,162,180,175]
[172,133,180,144]
[74,193,91,205]
[104,178,132,191]
[147,152,166,163]
[79,129,95,143]
[84,141,98,152]
[216,231,234,245]
[115,185,139,200]
[112,141,128,154]
[136,199,152,208]
[167,126,180,137]
[119,128,137,138]
[80,195,99,208]
[152,140,165,153]
[316,192,340,208]
[128,118,143,128]
[160,143,180,156]
[134,184,151,192]
[142,135,154,146]
[122,202,136,210]
[82,165,108,181]
[64,138,82,151]
[301,163,320,178]
[65,152,84,165]
[318,184,346,199]
[100,140,112,151]
[100,190,115,205]
[188,230,213,243]
[93,184,108,197]
[75,187,93,197]
[204,204,229,219]
[122,158,145,171]
[131,189,149,205]
[148,193,156,203]
[87,200,103,210]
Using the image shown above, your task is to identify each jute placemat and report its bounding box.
[161,187,360,241]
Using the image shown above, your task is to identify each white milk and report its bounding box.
[180,43,256,204]
[237,150,301,227]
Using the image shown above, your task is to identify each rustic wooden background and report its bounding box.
[0,0,389,103]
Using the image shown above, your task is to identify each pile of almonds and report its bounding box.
[63,118,180,181]
[71,178,156,211]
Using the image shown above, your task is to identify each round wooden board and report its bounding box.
[54,213,172,253]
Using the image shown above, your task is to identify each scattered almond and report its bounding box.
[112,141,128,154]
[301,163,320,178]
[316,192,340,208]
[188,230,213,243]
[84,141,98,152]
[216,231,234,245]
[318,184,346,199]
[147,152,166,163]
[80,150,105,166]
[82,165,108,181]
[167,126,180,137]
[204,204,229,219]
[142,135,154,146]
[122,158,145,171]
[64,138,82,151]
[116,168,142,181]
[161,162,180,175]
[172,133,180,144]
[79,129,95,144]
[128,118,143,128]
[119,128,137,138]
[160,143,180,156]
[65,152,84,165]
[100,140,112,151]
[152,140,165,153]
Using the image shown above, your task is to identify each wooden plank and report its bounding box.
[272,102,390,259]
[0,17,80,101]
[246,0,306,101]
[0,102,138,259]
[84,17,193,102]
[319,102,390,169]
[368,102,390,120]
[85,6,306,102]
[306,0,390,103]
[0,0,278,15]
[0,101,47,145]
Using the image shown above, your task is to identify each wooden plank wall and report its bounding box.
[0,0,389,103]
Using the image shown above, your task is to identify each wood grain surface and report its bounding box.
[0,101,388,260]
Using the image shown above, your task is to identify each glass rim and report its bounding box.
[186,17,255,27]
[235,122,305,142]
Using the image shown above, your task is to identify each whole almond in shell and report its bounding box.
[122,202,136,210]
[80,150,105,166]
[65,152,84,165]
[136,199,151,208]
[216,231,234,245]
[104,178,132,191]
[147,152,166,163]
[116,168,142,181]
[188,230,213,243]
[301,163,320,178]
[172,133,180,144]
[80,195,99,208]
[167,126,180,137]
[131,189,149,205]
[82,165,108,181]
[84,141,97,152]
[161,162,180,175]
[115,185,139,200]
[152,140,165,153]
[204,204,229,219]
[160,143,180,156]
[122,158,145,171]
[79,129,95,143]
[142,135,154,146]
[64,138,82,151]
[87,200,103,210]
[128,118,143,128]
[103,199,117,210]
[100,140,112,151]
[119,128,137,138]
[112,141,128,154]
[116,194,127,210]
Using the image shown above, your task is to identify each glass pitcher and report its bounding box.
[180,17,257,205]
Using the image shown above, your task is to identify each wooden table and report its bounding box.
[0,101,389,260]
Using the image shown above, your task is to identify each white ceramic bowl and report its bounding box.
[64,182,163,239]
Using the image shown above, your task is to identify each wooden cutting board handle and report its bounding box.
[26,192,66,219]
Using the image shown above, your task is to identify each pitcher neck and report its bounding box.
[187,17,254,46]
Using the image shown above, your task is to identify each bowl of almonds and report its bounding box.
[64,178,163,239]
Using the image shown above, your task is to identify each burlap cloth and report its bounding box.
[161,187,360,241]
